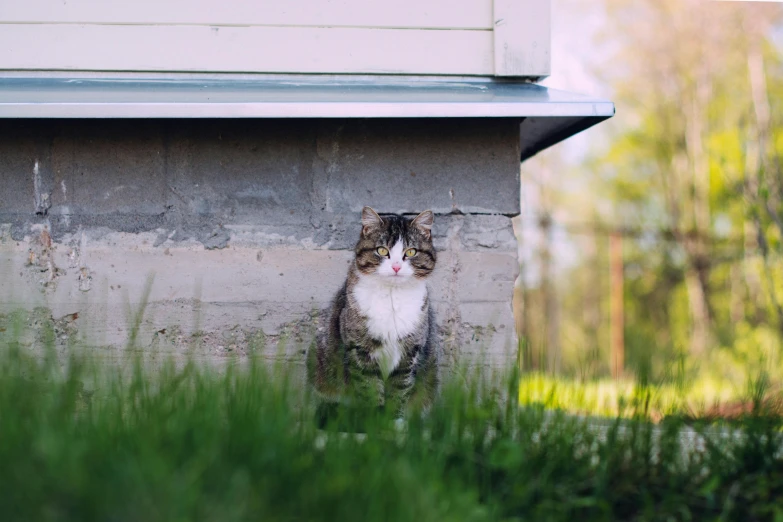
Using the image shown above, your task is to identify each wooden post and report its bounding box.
[609,231,624,379]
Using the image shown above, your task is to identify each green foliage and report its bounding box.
[522,2,783,390]
[2,327,783,521]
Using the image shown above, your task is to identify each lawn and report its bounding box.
[518,372,783,423]
[1,328,783,520]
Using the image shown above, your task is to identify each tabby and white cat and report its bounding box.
[306,206,439,417]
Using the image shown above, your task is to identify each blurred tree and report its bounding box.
[597,0,783,359]
[743,6,783,334]
[517,0,783,384]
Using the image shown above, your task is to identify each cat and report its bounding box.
[306,206,439,420]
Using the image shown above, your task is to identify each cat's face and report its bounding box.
[354,207,436,283]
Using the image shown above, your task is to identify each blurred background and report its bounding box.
[515,0,783,397]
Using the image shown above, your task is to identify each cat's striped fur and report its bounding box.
[306,206,439,418]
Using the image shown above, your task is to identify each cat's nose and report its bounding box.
[392,263,401,273]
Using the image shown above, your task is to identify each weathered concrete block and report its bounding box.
[0,132,48,215]
[318,119,521,215]
[49,122,168,216]
[165,120,319,226]
[0,118,520,369]
[457,252,519,303]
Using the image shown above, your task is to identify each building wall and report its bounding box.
[0,119,520,370]
[0,0,549,77]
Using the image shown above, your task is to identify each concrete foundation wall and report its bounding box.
[0,118,520,369]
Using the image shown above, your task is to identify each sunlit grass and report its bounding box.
[519,372,780,422]
[520,373,734,419]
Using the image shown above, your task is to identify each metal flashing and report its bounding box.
[0,74,614,160]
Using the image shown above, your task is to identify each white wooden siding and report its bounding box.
[0,0,549,77]
[0,0,493,29]
[0,25,494,75]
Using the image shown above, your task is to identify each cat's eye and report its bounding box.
[404,248,417,258]
[376,246,389,257]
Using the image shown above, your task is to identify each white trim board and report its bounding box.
[493,0,550,77]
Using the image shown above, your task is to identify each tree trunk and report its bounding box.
[681,54,714,356]
[683,261,712,356]
[582,230,602,377]
[746,23,783,333]
[730,263,744,326]
[609,232,624,379]
[540,214,560,374]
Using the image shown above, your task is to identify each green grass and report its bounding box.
[519,373,732,420]
[518,372,783,423]
[2,331,783,520]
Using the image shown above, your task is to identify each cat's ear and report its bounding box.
[361,206,383,236]
[412,210,434,238]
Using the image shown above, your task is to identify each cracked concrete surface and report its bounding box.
[0,118,520,368]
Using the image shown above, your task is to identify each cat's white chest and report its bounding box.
[352,275,427,377]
